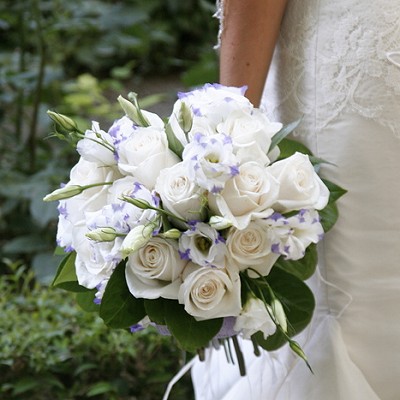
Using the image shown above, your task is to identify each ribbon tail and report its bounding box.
[162,357,197,400]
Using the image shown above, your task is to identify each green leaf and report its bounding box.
[269,119,302,153]
[52,252,89,292]
[164,300,223,353]
[319,202,339,232]
[254,268,315,351]
[322,179,347,204]
[276,137,313,160]
[165,121,184,159]
[76,289,99,312]
[275,244,318,281]
[2,234,50,254]
[99,262,146,329]
[144,298,166,325]
[86,381,116,397]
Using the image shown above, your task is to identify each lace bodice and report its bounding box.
[216,0,400,137]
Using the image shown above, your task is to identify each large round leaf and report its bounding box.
[164,300,223,353]
[99,262,145,329]
[254,268,315,351]
[275,244,318,281]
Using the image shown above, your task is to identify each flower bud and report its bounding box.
[43,185,83,202]
[289,341,313,372]
[47,111,78,131]
[178,101,193,134]
[120,224,155,258]
[86,227,118,242]
[121,196,152,210]
[270,299,287,333]
[160,228,181,239]
[118,94,149,127]
[209,215,233,230]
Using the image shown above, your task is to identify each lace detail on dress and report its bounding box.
[263,0,400,138]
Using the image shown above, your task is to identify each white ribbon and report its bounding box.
[386,50,400,68]
[162,357,197,400]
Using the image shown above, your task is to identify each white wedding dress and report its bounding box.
[192,1,400,399]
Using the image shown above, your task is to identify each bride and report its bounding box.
[191,1,400,399]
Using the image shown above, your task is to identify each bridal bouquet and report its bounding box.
[45,83,345,372]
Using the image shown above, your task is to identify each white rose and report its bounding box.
[178,262,242,320]
[155,162,206,224]
[208,161,280,229]
[117,126,180,189]
[226,220,280,277]
[233,297,276,340]
[178,222,226,268]
[125,237,187,299]
[77,121,115,166]
[268,152,330,213]
[217,108,282,154]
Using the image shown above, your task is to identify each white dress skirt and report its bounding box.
[192,1,400,399]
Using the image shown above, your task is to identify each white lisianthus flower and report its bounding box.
[267,209,324,260]
[117,126,180,189]
[217,108,282,154]
[226,220,280,277]
[94,278,109,305]
[72,223,116,288]
[125,237,187,299]
[171,84,253,132]
[55,158,120,251]
[268,152,330,213]
[182,133,239,194]
[208,161,280,230]
[77,121,115,166]
[178,262,242,320]
[107,178,159,229]
[155,162,207,224]
[108,116,139,146]
[178,222,226,268]
[233,297,276,340]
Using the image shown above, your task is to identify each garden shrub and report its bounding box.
[0,261,194,400]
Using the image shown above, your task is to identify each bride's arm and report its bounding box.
[219,0,288,107]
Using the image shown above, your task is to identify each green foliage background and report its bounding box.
[0,0,218,398]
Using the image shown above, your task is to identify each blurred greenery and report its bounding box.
[0,0,218,278]
[0,260,194,399]
[0,0,218,398]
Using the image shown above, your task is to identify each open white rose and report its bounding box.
[208,161,279,230]
[125,237,187,299]
[226,220,280,277]
[233,297,276,340]
[117,126,180,189]
[217,108,282,154]
[268,152,330,213]
[155,162,207,224]
[77,121,115,166]
[178,262,241,320]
